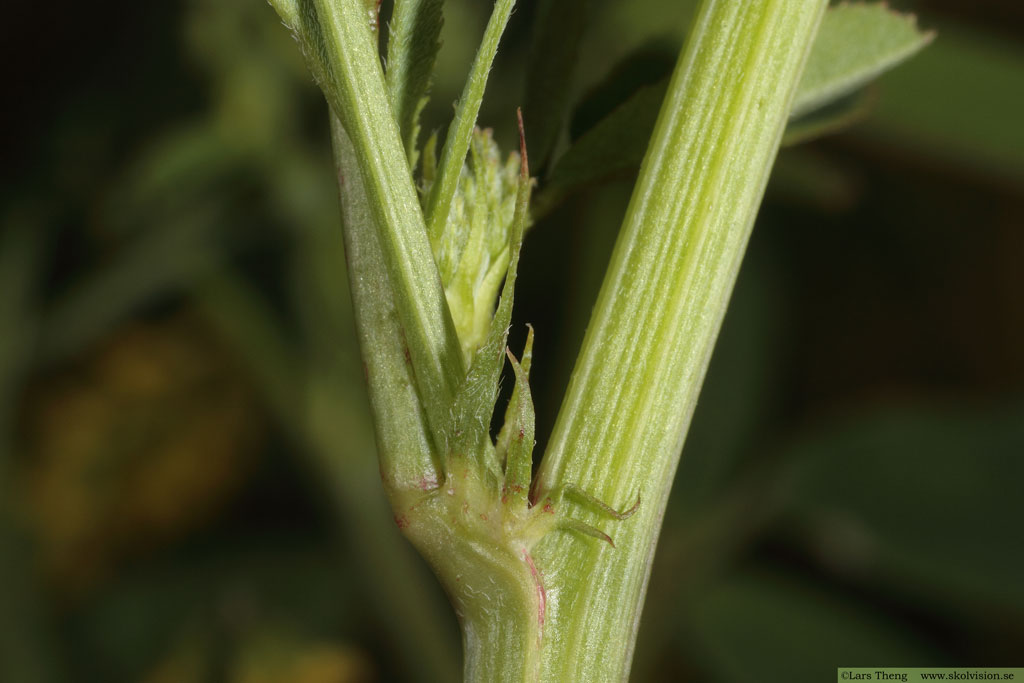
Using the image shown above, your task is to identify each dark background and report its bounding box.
[1,1,1022,681]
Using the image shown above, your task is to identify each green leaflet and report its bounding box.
[782,90,874,147]
[533,81,665,219]
[386,0,444,169]
[424,0,517,249]
[791,2,934,118]
[534,2,933,217]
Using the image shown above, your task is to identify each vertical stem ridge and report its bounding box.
[532,2,827,680]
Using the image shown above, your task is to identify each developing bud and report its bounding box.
[428,128,530,364]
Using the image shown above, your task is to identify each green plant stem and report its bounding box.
[331,120,538,682]
[331,116,440,489]
[531,1,826,680]
[397,479,544,683]
[312,0,464,451]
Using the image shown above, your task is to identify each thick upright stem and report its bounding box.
[403,486,543,683]
[532,1,827,680]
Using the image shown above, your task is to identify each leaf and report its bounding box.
[782,89,874,147]
[782,403,1024,612]
[791,2,934,118]
[534,3,932,216]
[423,0,517,248]
[531,41,677,217]
[385,0,444,169]
[521,0,595,172]
[532,80,666,219]
[567,42,676,142]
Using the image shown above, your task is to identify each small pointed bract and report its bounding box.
[502,345,536,509]
[497,324,535,467]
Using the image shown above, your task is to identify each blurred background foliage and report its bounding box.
[1,0,1022,681]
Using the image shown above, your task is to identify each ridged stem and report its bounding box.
[532,2,827,680]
